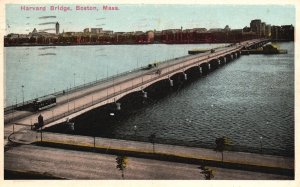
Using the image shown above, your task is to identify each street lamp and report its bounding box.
[134,125,137,136]
[259,136,263,153]
[21,85,24,105]
[73,73,76,87]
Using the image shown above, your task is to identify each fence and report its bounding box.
[8,123,38,145]
[38,131,293,157]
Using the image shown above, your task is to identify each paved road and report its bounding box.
[4,144,292,179]
[8,131,294,171]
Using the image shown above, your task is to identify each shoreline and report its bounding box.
[42,128,295,158]
[4,42,228,47]
[4,40,294,48]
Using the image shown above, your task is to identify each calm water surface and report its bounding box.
[5,42,294,155]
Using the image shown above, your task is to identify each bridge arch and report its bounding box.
[219,56,227,65]
[183,65,203,79]
[199,63,210,75]
[225,54,233,63]
[208,59,219,71]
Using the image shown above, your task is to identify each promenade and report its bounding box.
[6,130,294,179]
[4,144,292,179]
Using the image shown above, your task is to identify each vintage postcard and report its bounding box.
[1,0,299,186]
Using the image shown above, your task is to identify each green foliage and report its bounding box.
[116,155,128,179]
[199,165,214,180]
[148,133,156,144]
[215,136,230,152]
[214,136,231,162]
[116,155,127,171]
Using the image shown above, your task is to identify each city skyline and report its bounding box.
[6,4,295,34]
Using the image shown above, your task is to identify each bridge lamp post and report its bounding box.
[73,100,76,112]
[21,85,24,105]
[67,86,70,113]
[134,125,137,136]
[73,73,76,87]
[52,109,54,120]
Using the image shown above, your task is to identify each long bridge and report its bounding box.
[4,38,269,138]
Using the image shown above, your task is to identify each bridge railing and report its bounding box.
[4,66,145,115]
[39,131,293,157]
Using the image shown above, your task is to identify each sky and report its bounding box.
[5,4,295,34]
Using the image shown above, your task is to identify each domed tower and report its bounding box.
[55,22,59,35]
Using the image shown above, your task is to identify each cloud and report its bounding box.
[39,28,55,32]
[38,22,57,25]
[39,16,56,19]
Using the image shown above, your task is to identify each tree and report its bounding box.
[116,155,128,179]
[148,133,156,153]
[198,165,214,180]
[215,136,230,162]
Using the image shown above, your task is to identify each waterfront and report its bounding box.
[5,42,294,156]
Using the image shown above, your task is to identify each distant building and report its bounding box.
[101,30,113,35]
[208,28,223,32]
[280,25,294,41]
[162,29,181,34]
[271,26,281,40]
[265,24,271,37]
[83,28,89,33]
[55,22,59,35]
[224,25,231,32]
[7,33,19,39]
[146,31,154,42]
[243,26,251,32]
[32,28,37,34]
[270,25,294,41]
[250,19,261,36]
[231,29,243,32]
[261,22,266,37]
[63,32,76,36]
[91,28,102,34]
[192,28,207,33]
[134,31,144,35]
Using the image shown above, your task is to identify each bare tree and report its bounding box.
[148,133,156,153]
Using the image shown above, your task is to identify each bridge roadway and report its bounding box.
[4,39,269,142]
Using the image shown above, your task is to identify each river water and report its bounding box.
[5,42,294,156]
